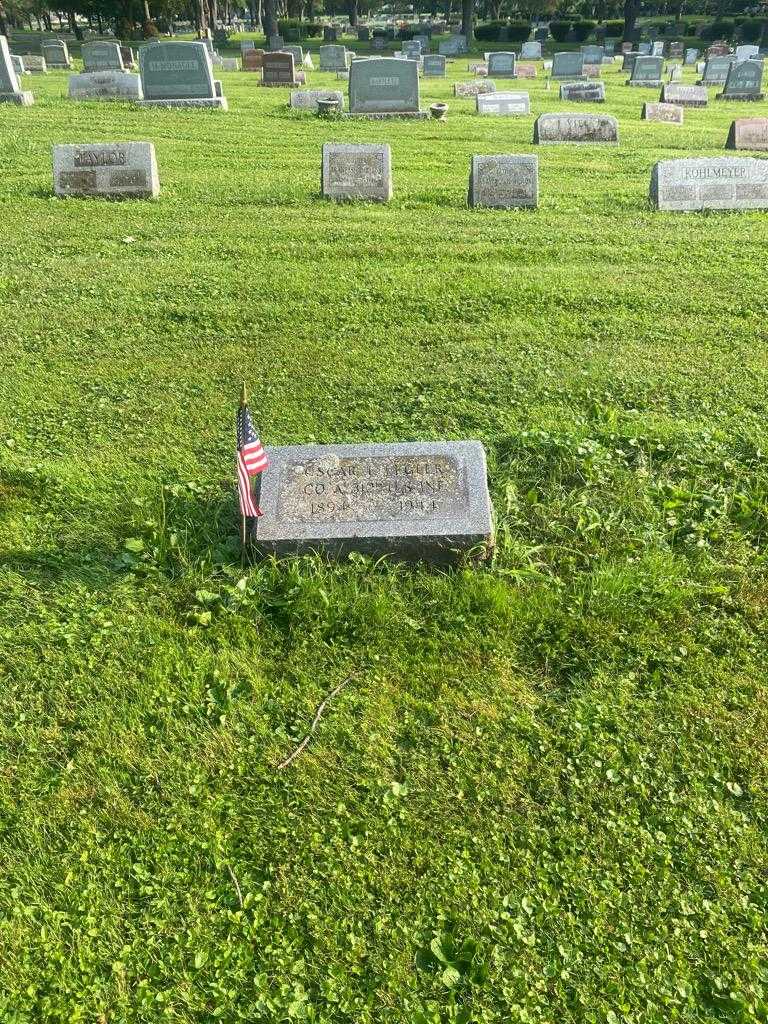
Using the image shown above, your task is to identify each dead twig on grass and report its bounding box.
[276,674,357,771]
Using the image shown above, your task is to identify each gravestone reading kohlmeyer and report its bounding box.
[551,51,585,80]
[468,154,538,208]
[348,57,424,117]
[138,41,227,108]
[534,112,618,143]
[487,51,516,78]
[642,101,683,123]
[726,117,768,151]
[290,88,344,111]
[661,83,707,106]
[560,80,605,102]
[321,142,392,201]
[698,56,735,85]
[319,44,348,71]
[261,52,299,86]
[422,54,446,77]
[650,156,768,211]
[0,36,34,105]
[628,55,664,85]
[41,40,71,68]
[53,142,159,199]
[521,41,542,59]
[718,59,764,100]
[251,441,493,562]
[476,90,529,115]
[68,69,142,100]
[81,40,124,72]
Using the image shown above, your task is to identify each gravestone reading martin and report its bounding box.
[468,154,538,208]
[628,55,664,86]
[534,112,618,143]
[319,44,348,71]
[487,51,516,78]
[321,142,392,201]
[69,69,142,100]
[477,90,530,115]
[422,54,446,77]
[348,57,425,117]
[138,41,227,108]
[642,101,683,123]
[252,441,493,562]
[0,35,34,104]
[717,60,764,101]
[551,51,585,80]
[650,156,768,211]
[81,40,124,71]
[661,83,707,106]
[726,117,768,151]
[560,80,605,102]
[290,88,344,111]
[41,40,71,68]
[53,142,159,199]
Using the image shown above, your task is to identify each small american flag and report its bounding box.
[236,403,268,518]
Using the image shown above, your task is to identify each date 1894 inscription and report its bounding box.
[278,454,465,523]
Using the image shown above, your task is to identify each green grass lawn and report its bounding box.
[1,56,768,1023]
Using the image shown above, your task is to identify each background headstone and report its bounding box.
[261,51,298,85]
[718,60,764,100]
[422,54,446,77]
[41,40,71,68]
[82,40,124,72]
[629,55,664,85]
[348,57,421,115]
[476,90,530,115]
[552,52,585,80]
[534,112,618,143]
[487,51,516,78]
[662,83,707,106]
[699,56,736,85]
[454,80,496,96]
[68,70,142,100]
[289,88,344,111]
[521,41,542,59]
[468,154,538,208]
[319,44,348,71]
[642,101,683,123]
[560,81,605,102]
[0,35,33,104]
[138,40,226,108]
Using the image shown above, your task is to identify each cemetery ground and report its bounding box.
[2,54,768,1024]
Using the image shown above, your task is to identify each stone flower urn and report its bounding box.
[430,102,448,120]
[316,97,340,116]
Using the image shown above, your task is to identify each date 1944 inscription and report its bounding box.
[277,455,466,524]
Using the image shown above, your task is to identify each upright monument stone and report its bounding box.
[319,44,348,71]
[628,55,664,86]
[487,51,516,78]
[41,40,71,68]
[650,156,768,211]
[348,57,424,117]
[138,40,227,108]
[717,59,764,101]
[0,35,34,104]
[551,51,585,80]
[82,40,125,72]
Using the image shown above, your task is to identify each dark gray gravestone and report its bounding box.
[468,154,538,208]
[358,27,370,41]
[323,25,339,42]
[348,57,424,116]
[629,55,664,85]
[551,51,585,80]
[535,27,548,43]
[698,56,735,85]
[487,51,516,78]
[650,156,768,211]
[623,52,639,73]
[138,40,226,108]
[0,35,34,104]
[560,80,605,102]
[726,117,768,150]
[422,54,446,77]
[684,48,699,65]
[718,60,764,100]
[581,45,604,65]
[261,51,297,85]
[82,40,124,71]
[252,441,493,562]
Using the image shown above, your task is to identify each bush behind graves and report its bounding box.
[507,21,533,42]
[605,19,624,37]
[549,19,572,41]
[475,20,509,41]
[738,17,766,42]
[572,20,597,41]
[701,17,735,40]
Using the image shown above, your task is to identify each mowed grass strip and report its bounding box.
[1,56,768,1023]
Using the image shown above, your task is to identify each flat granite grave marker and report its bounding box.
[661,83,707,106]
[321,142,392,201]
[628,54,664,86]
[560,80,605,102]
[642,101,683,123]
[252,441,493,562]
[1,35,34,104]
[717,59,764,100]
[68,69,143,100]
[726,117,768,150]
[290,88,344,111]
[348,57,424,117]
[319,44,348,71]
[422,54,446,76]
[455,80,496,97]
[521,41,542,59]
[476,90,529,115]
[650,156,768,210]
[53,141,159,199]
[487,51,516,78]
[516,64,536,78]
[81,40,124,71]
[138,40,227,108]
[22,54,46,74]
[534,111,618,143]
[41,40,71,68]
[468,154,538,208]
[552,51,585,80]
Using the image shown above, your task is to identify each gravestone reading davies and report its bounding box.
[661,83,707,106]
[552,51,585,79]
[319,44,348,71]
[69,69,143,100]
[628,55,664,85]
[53,142,159,199]
[81,40,124,72]
[726,118,768,150]
[487,51,516,78]
[468,154,538,208]
[348,57,425,117]
[138,41,227,108]
[650,156,768,211]
[534,112,618,143]
[718,59,764,101]
[0,35,34,104]
[642,101,683,123]
[560,80,605,102]
[477,90,530,115]
[422,54,446,77]
[252,441,493,562]
[321,142,392,201]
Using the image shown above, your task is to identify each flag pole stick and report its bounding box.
[239,381,248,563]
